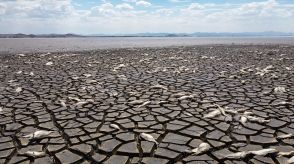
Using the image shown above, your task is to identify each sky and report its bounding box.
[0,0,293,34]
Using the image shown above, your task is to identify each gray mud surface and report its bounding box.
[0,45,294,163]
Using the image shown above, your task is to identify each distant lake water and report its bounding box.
[0,37,294,54]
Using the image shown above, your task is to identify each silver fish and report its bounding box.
[68,97,81,102]
[188,142,211,155]
[60,100,66,107]
[203,110,221,119]
[277,134,294,139]
[225,151,249,159]
[149,84,168,90]
[22,151,46,157]
[274,86,287,94]
[23,130,54,140]
[15,87,22,93]
[178,95,196,101]
[289,156,294,164]
[216,105,227,116]
[278,151,294,157]
[45,62,53,66]
[240,116,248,125]
[140,133,158,145]
[246,116,270,123]
[249,148,278,156]
[127,100,145,105]
[109,124,120,130]
[137,101,151,108]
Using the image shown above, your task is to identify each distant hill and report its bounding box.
[0,33,83,38]
[0,31,293,38]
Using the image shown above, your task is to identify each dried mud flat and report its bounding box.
[0,45,294,164]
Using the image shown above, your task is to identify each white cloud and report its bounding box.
[116,3,134,10]
[91,3,115,16]
[187,3,205,10]
[0,0,293,33]
[169,0,189,2]
[122,0,137,2]
[155,9,174,16]
[0,3,6,15]
[136,1,151,7]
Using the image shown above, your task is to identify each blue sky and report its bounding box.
[0,0,293,34]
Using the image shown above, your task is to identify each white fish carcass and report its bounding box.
[23,151,46,157]
[249,148,278,156]
[190,142,211,155]
[225,151,249,159]
[140,133,158,145]
[23,130,54,140]
[109,124,120,130]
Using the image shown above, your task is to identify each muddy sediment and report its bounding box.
[0,45,294,163]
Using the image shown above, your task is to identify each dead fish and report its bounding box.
[21,151,46,157]
[75,100,94,106]
[277,133,294,139]
[225,151,249,159]
[274,101,291,106]
[109,90,119,97]
[225,109,238,114]
[72,76,79,80]
[246,116,270,123]
[18,54,25,57]
[274,86,287,94]
[243,111,253,116]
[155,101,168,105]
[203,109,221,119]
[137,101,151,108]
[127,100,145,105]
[83,74,92,78]
[178,94,196,101]
[68,97,81,102]
[16,71,22,74]
[215,104,227,116]
[60,100,66,107]
[149,84,168,90]
[140,133,158,145]
[109,124,120,130]
[171,92,189,98]
[29,72,34,76]
[23,130,54,140]
[240,116,248,125]
[278,151,294,157]
[15,87,22,93]
[183,112,193,116]
[113,64,126,71]
[249,148,278,156]
[188,142,211,155]
[45,62,53,66]
[289,156,294,163]
[86,80,97,84]
[236,108,247,113]
[285,67,292,71]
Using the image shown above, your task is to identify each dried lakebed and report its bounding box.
[0,45,294,164]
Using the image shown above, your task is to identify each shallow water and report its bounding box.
[0,37,294,54]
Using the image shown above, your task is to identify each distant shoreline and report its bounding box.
[1,32,293,38]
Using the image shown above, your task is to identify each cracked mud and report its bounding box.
[0,45,294,164]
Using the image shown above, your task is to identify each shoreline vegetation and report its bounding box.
[0,31,294,38]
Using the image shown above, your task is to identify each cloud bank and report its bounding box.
[0,0,293,34]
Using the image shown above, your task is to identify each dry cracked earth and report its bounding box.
[0,45,294,164]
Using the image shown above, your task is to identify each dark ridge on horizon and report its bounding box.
[0,31,293,38]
